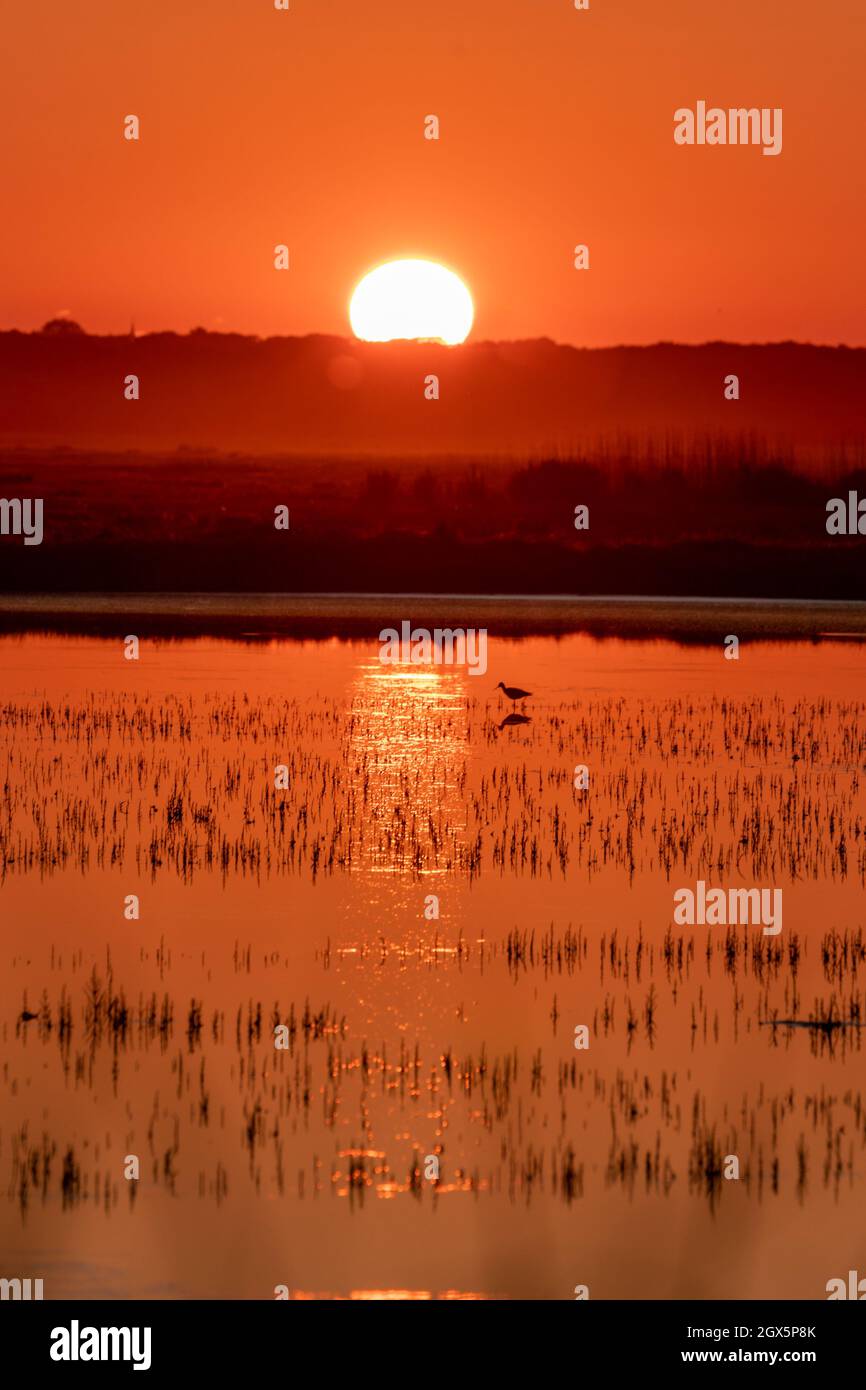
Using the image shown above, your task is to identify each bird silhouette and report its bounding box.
[496,681,532,706]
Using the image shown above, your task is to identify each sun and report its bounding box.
[349,259,474,345]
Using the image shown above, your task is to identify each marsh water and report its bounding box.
[2,610,866,1299]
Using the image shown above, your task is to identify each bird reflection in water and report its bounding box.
[498,712,531,731]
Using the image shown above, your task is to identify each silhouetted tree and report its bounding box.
[40,318,86,335]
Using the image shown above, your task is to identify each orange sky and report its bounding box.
[2,0,864,346]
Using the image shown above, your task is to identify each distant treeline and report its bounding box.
[1,332,865,455]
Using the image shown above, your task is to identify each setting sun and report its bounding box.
[349,259,474,345]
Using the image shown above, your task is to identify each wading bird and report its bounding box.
[496,681,532,706]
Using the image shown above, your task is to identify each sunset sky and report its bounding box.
[3,0,864,345]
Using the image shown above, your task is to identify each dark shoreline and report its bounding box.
[4,449,866,611]
[2,593,866,644]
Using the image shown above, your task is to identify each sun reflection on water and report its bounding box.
[346,661,473,877]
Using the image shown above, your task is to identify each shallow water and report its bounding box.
[1,627,865,1299]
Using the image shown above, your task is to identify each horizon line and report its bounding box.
[3,323,866,352]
